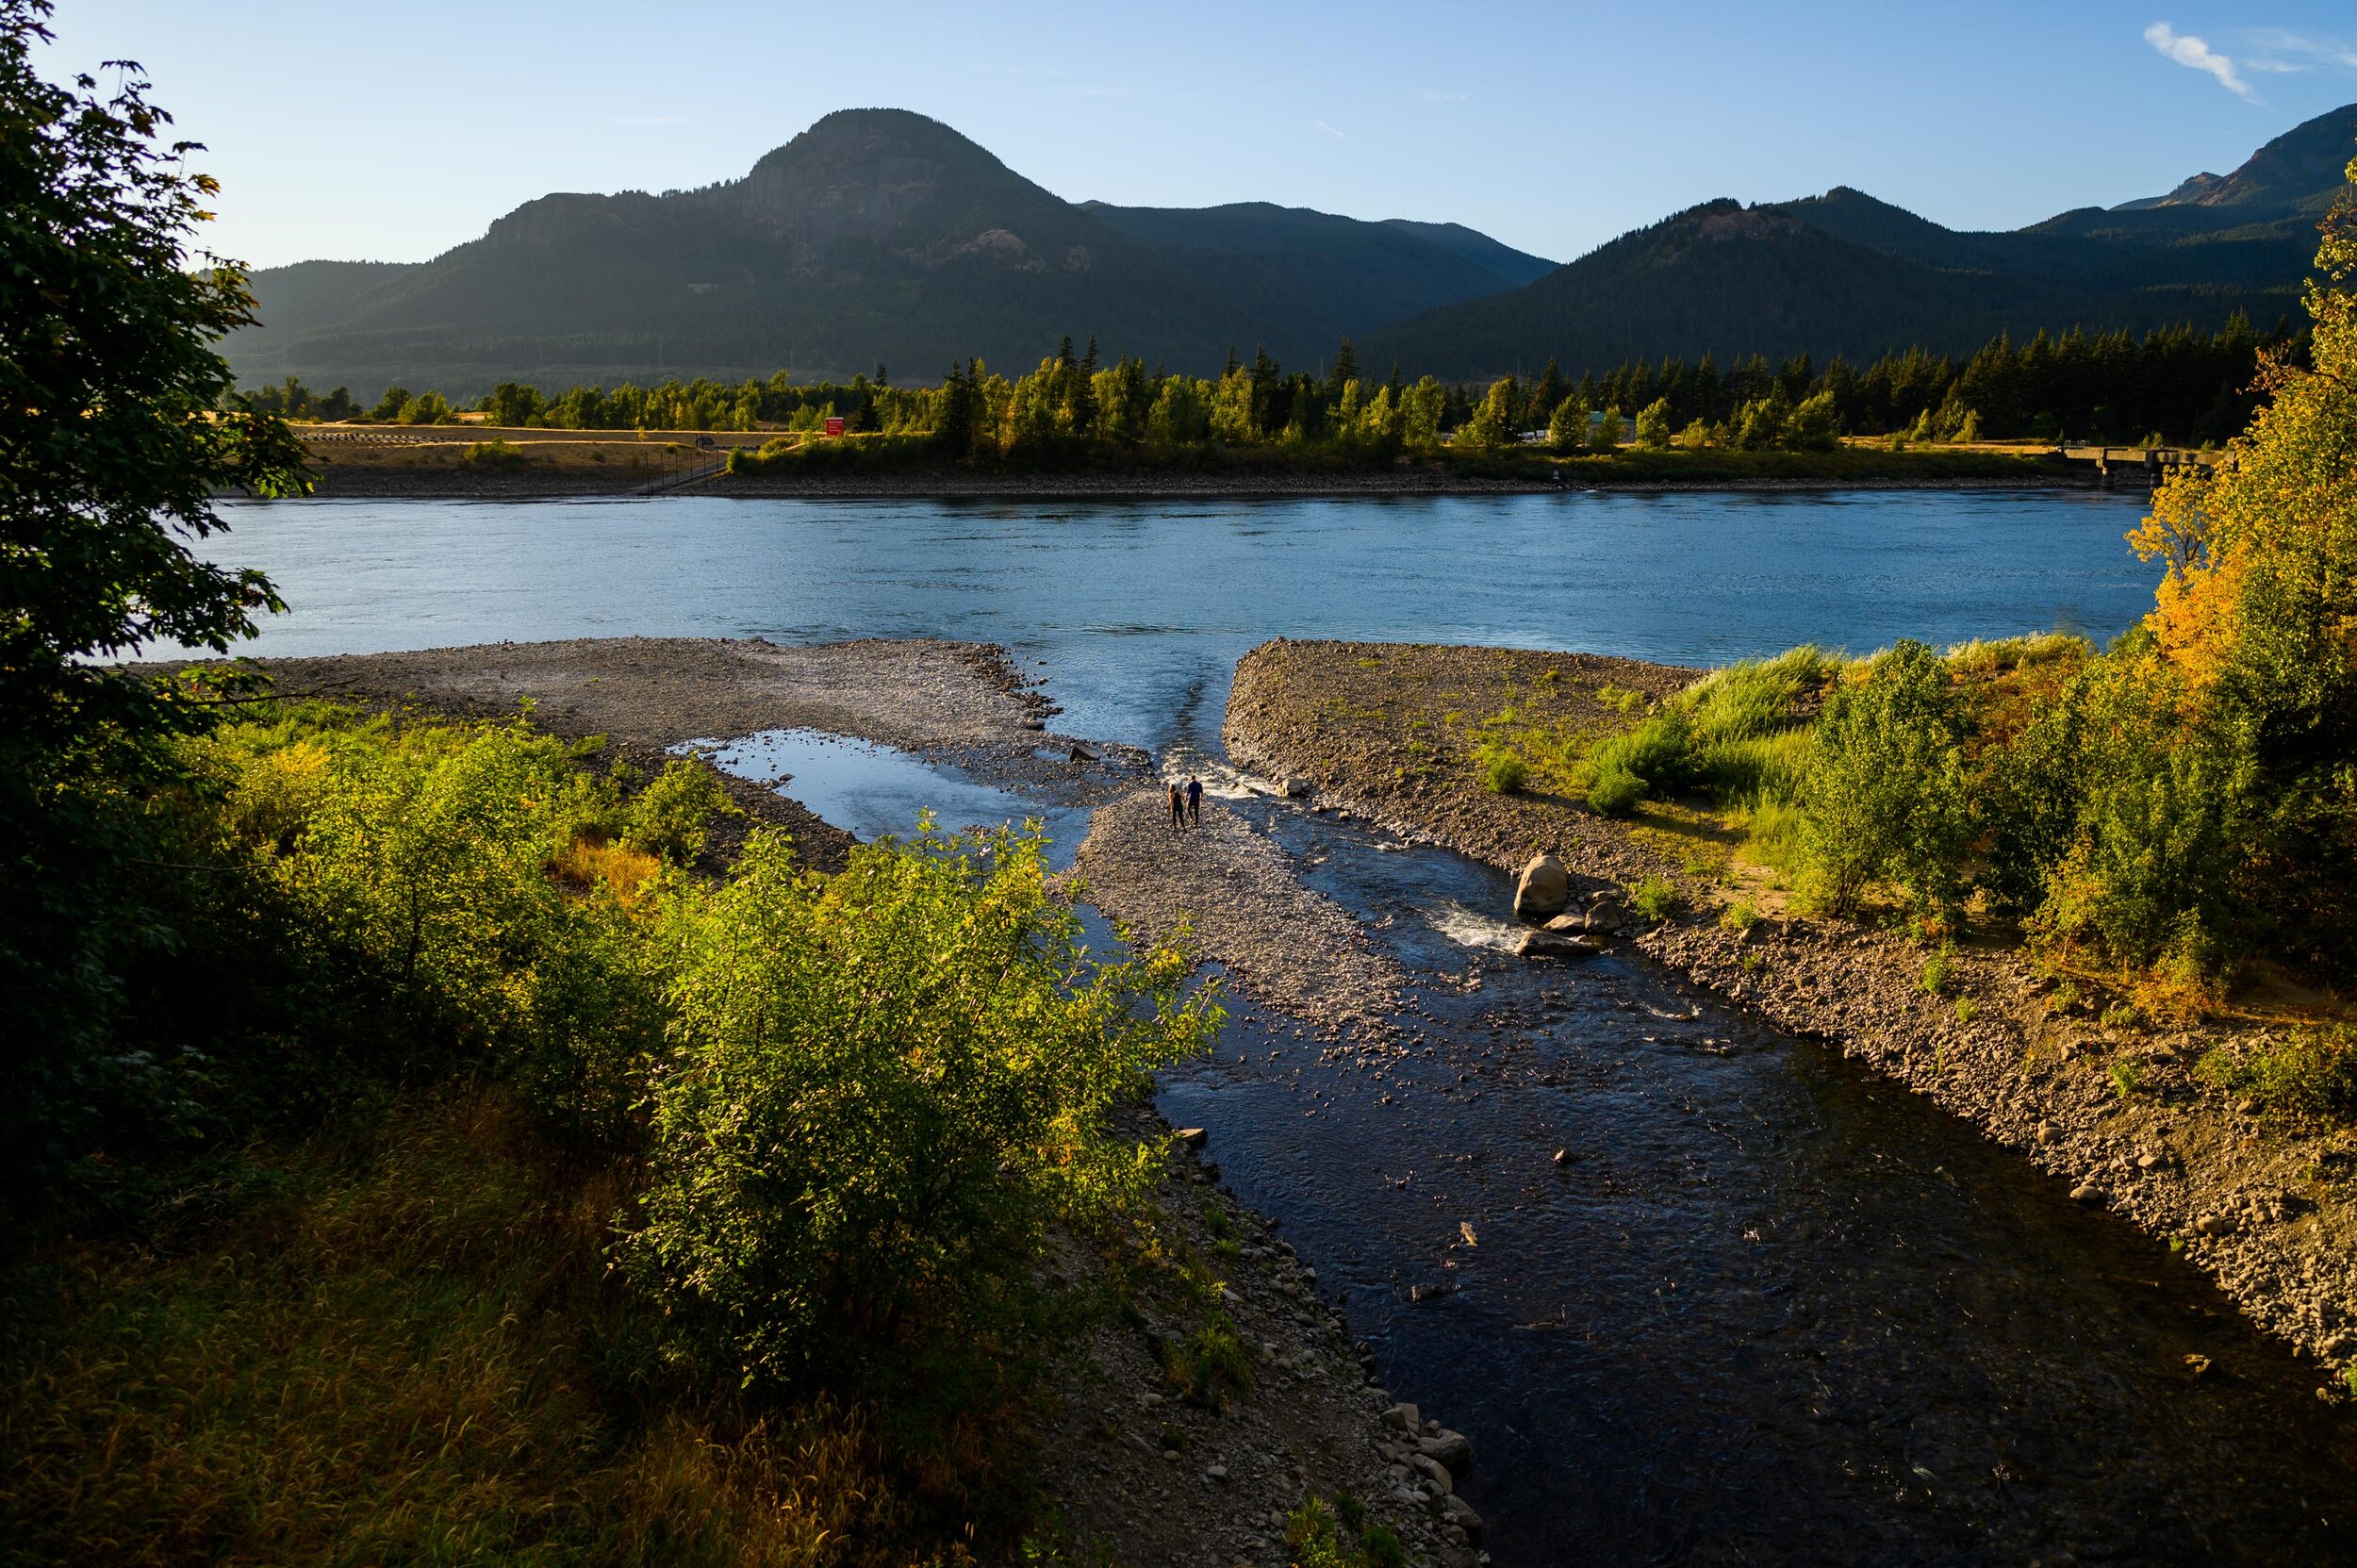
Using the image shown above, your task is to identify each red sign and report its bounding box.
[822,416,847,437]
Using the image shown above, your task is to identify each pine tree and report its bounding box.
[1327,337,1358,404]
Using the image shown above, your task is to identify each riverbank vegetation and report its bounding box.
[250,315,2287,474]
[2,10,1221,1558]
[1477,157,2357,1054]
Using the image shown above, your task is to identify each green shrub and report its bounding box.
[621,758,741,863]
[1955,996,1978,1025]
[1797,640,1970,916]
[1629,875,1681,922]
[2030,718,2243,981]
[459,438,527,470]
[1478,745,1528,794]
[1589,710,1692,792]
[1720,900,1758,933]
[1285,1499,1350,1568]
[1594,682,1646,715]
[1587,766,1646,817]
[1162,1313,1254,1410]
[2108,1058,2141,1099]
[2199,1029,2357,1128]
[1920,945,1954,995]
[628,823,1217,1387]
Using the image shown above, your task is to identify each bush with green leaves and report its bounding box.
[1477,745,1528,794]
[1629,875,1682,922]
[1587,766,1646,817]
[206,709,702,1149]
[1588,709,1693,793]
[1797,640,1971,916]
[630,820,1219,1386]
[622,756,742,862]
[2199,1029,2357,1128]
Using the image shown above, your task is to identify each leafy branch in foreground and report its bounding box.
[633,819,1219,1388]
[0,0,307,1227]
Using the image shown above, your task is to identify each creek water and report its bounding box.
[203,492,2357,1564]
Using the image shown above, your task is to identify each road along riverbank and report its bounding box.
[1223,636,2357,1396]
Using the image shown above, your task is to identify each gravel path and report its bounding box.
[1226,636,2357,1397]
[1075,787,1404,1043]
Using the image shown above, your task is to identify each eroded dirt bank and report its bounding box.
[1224,637,2357,1393]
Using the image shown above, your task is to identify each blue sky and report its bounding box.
[39,2,2357,270]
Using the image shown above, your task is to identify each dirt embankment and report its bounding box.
[1224,638,2357,1393]
[292,432,2082,502]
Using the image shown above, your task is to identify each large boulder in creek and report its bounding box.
[1513,854,1569,919]
[1418,1428,1473,1475]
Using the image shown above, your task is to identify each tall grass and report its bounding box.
[0,1097,931,1567]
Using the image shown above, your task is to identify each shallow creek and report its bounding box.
[705,716,2357,1567]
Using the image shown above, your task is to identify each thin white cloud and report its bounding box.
[2145,22,2255,100]
[2240,27,2357,69]
[1315,118,1346,140]
[1416,89,1465,104]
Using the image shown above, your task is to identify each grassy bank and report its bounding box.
[2,1094,943,1568]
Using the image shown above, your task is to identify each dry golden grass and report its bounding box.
[0,1098,949,1568]
[551,835,664,910]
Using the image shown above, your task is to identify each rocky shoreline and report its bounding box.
[1045,1107,1484,1567]
[295,462,2082,503]
[1223,637,2357,1397]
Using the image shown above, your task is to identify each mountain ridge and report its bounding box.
[1355,101,2354,380]
[231,108,1554,395]
[232,102,2357,394]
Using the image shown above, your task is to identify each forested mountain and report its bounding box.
[228,109,1553,398]
[1359,102,2357,380]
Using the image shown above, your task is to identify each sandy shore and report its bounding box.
[1225,637,2357,1395]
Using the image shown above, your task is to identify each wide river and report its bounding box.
[203,490,2357,1565]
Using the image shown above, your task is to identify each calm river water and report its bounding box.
[201,490,2357,1565]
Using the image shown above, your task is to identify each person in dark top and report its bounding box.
[1186,775,1203,826]
[1169,780,1185,830]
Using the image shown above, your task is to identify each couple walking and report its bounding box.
[1168,774,1202,830]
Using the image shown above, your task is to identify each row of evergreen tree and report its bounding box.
[245,314,2299,450]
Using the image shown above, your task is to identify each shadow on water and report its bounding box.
[733,728,2357,1566]
[1163,796,2357,1565]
